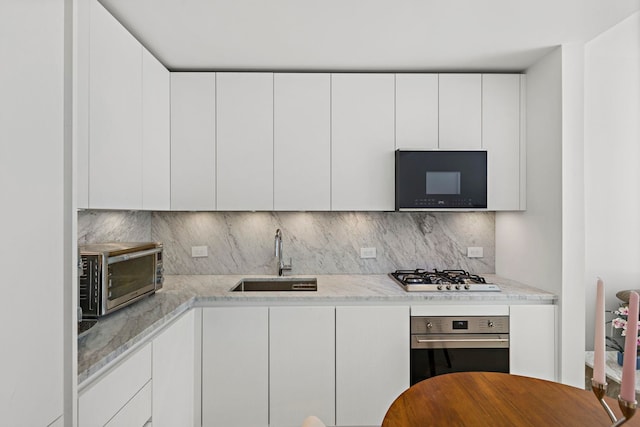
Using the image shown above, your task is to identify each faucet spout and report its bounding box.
[274,228,292,276]
[275,228,282,258]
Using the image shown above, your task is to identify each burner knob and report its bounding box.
[488,321,495,328]
[445,284,451,290]
[455,284,461,290]
[437,284,443,290]
[464,284,471,290]
[426,322,433,329]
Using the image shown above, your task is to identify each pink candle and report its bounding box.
[593,278,606,384]
[621,291,639,402]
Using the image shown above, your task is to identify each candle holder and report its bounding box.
[591,378,637,426]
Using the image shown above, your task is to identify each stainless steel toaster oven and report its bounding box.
[79,242,164,318]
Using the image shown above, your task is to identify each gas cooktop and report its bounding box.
[390,269,501,292]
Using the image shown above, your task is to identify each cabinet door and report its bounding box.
[202,307,269,427]
[270,306,335,427]
[439,74,482,149]
[395,74,439,149]
[336,306,410,426]
[170,73,216,210]
[89,0,142,209]
[142,48,170,210]
[510,305,556,381]
[153,310,196,427]
[483,74,523,210]
[104,382,152,427]
[79,343,152,427]
[331,74,395,211]
[217,72,274,210]
[274,73,331,211]
[76,0,90,209]
[1,0,65,423]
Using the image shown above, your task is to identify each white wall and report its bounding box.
[496,48,563,293]
[496,47,564,380]
[0,0,74,425]
[559,43,586,388]
[584,13,640,349]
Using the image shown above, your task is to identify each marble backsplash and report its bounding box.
[78,210,495,275]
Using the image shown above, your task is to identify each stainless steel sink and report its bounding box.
[231,277,317,292]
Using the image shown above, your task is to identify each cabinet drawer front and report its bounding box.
[79,343,152,427]
[105,380,152,427]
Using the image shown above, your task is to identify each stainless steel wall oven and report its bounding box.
[410,315,509,385]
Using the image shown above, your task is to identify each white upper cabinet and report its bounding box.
[217,73,274,211]
[142,48,171,210]
[331,73,395,211]
[395,74,439,149]
[89,0,143,209]
[439,74,482,149]
[80,0,171,211]
[273,73,331,211]
[170,73,217,210]
[483,74,525,210]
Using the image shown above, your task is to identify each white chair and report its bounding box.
[301,415,327,427]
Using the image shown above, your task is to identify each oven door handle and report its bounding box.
[416,337,509,344]
[108,247,162,264]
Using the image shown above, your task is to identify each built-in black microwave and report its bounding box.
[395,150,487,210]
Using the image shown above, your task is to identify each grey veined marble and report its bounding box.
[78,210,152,245]
[150,211,495,275]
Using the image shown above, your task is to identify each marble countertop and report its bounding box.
[78,273,556,384]
[585,351,640,392]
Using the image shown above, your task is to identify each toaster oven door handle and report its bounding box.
[107,247,162,264]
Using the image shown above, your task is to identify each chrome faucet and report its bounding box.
[274,228,292,276]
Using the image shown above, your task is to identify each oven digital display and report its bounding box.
[452,320,468,330]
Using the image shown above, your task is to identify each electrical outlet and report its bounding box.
[467,247,483,258]
[191,245,208,258]
[360,247,377,259]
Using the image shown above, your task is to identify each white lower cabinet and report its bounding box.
[104,382,152,427]
[270,306,335,427]
[509,304,557,381]
[336,306,410,427]
[202,307,269,427]
[78,343,152,427]
[152,310,197,427]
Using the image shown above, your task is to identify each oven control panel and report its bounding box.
[411,316,509,334]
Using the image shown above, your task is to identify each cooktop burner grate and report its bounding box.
[390,269,500,292]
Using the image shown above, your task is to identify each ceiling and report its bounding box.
[99,0,640,72]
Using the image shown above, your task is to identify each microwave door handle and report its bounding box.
[107,247,162,264]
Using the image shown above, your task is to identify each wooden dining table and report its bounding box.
[382,372,640,426]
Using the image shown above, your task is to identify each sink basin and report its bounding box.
[231,277,317,292]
